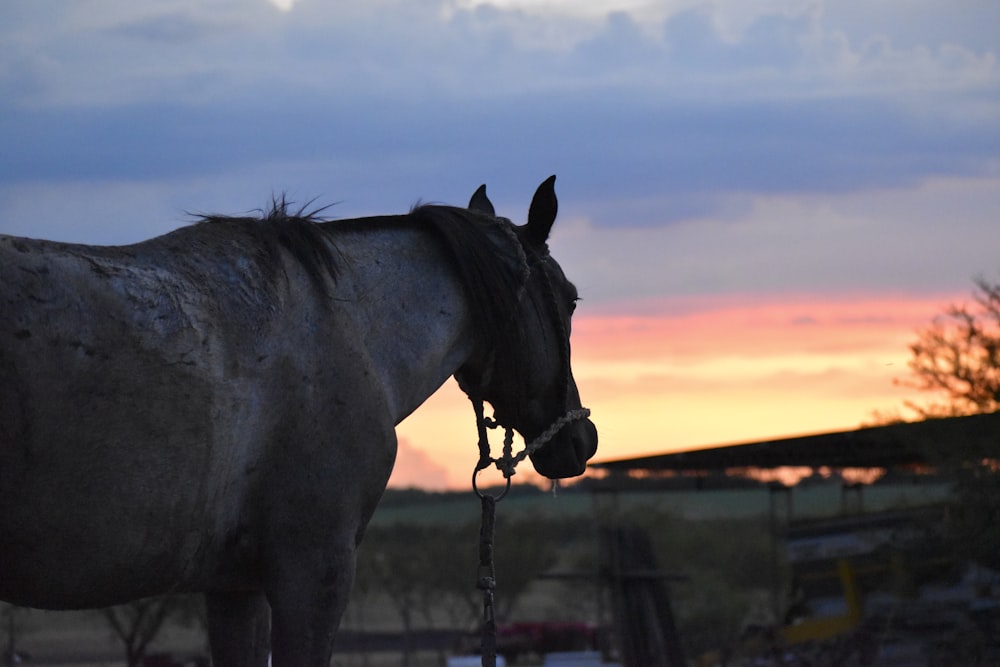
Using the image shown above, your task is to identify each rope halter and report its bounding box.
[471,397,591,499]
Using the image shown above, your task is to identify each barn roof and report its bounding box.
[592,411,1000,474]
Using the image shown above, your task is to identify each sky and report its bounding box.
[2,0,999,490]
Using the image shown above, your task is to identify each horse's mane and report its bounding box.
[410,205,530,357]
[194,197,340,293]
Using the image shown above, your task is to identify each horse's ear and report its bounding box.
[468,184,496,216]
[523,175,557,246]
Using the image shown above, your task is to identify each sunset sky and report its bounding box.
[2,1,999,489]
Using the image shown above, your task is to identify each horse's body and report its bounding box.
[0,178,597,665]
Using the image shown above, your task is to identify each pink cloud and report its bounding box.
[573,291,961,362]
[387,437,454,490]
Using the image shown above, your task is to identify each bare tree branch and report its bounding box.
[899,277,1000,418]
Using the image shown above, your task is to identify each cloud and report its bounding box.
[110,11,220,43]
[571,293,950,368]
[662,6,811,71]
[821,1,1000,53]
[2,91,995,231]
[267,0,297,12]
[1,1,997,274]
[388,437,454,490]
[553,175,1000,305]
[1,1,995,225]
[6,1,996,106]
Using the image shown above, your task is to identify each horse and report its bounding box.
[0,176,597,666]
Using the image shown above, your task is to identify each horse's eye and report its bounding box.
[569,297,581,314]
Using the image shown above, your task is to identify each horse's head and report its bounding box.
[457,176,598,480]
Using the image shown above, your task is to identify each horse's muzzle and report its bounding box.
[530,417,598,479]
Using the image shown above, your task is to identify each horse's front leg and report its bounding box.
[206,590,271,667]
[266,541,358,667]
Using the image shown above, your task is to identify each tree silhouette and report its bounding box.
[102,597,175,667]
[101,594,204,667]
[900,276,1000,417]
[361,523,444,667]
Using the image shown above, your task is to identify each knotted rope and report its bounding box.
[471,399,591,486]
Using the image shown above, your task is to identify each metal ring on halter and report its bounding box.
[472,465,511,501]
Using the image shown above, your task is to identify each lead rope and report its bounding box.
[477,492,498,667]
[471,397,591,667]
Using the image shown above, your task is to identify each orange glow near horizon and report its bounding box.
[390,291,961,490]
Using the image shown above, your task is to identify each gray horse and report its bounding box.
[0,177,597,665]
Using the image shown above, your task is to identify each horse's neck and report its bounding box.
[330,223,474,425]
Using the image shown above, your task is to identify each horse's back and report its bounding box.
[0,231,281,606]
